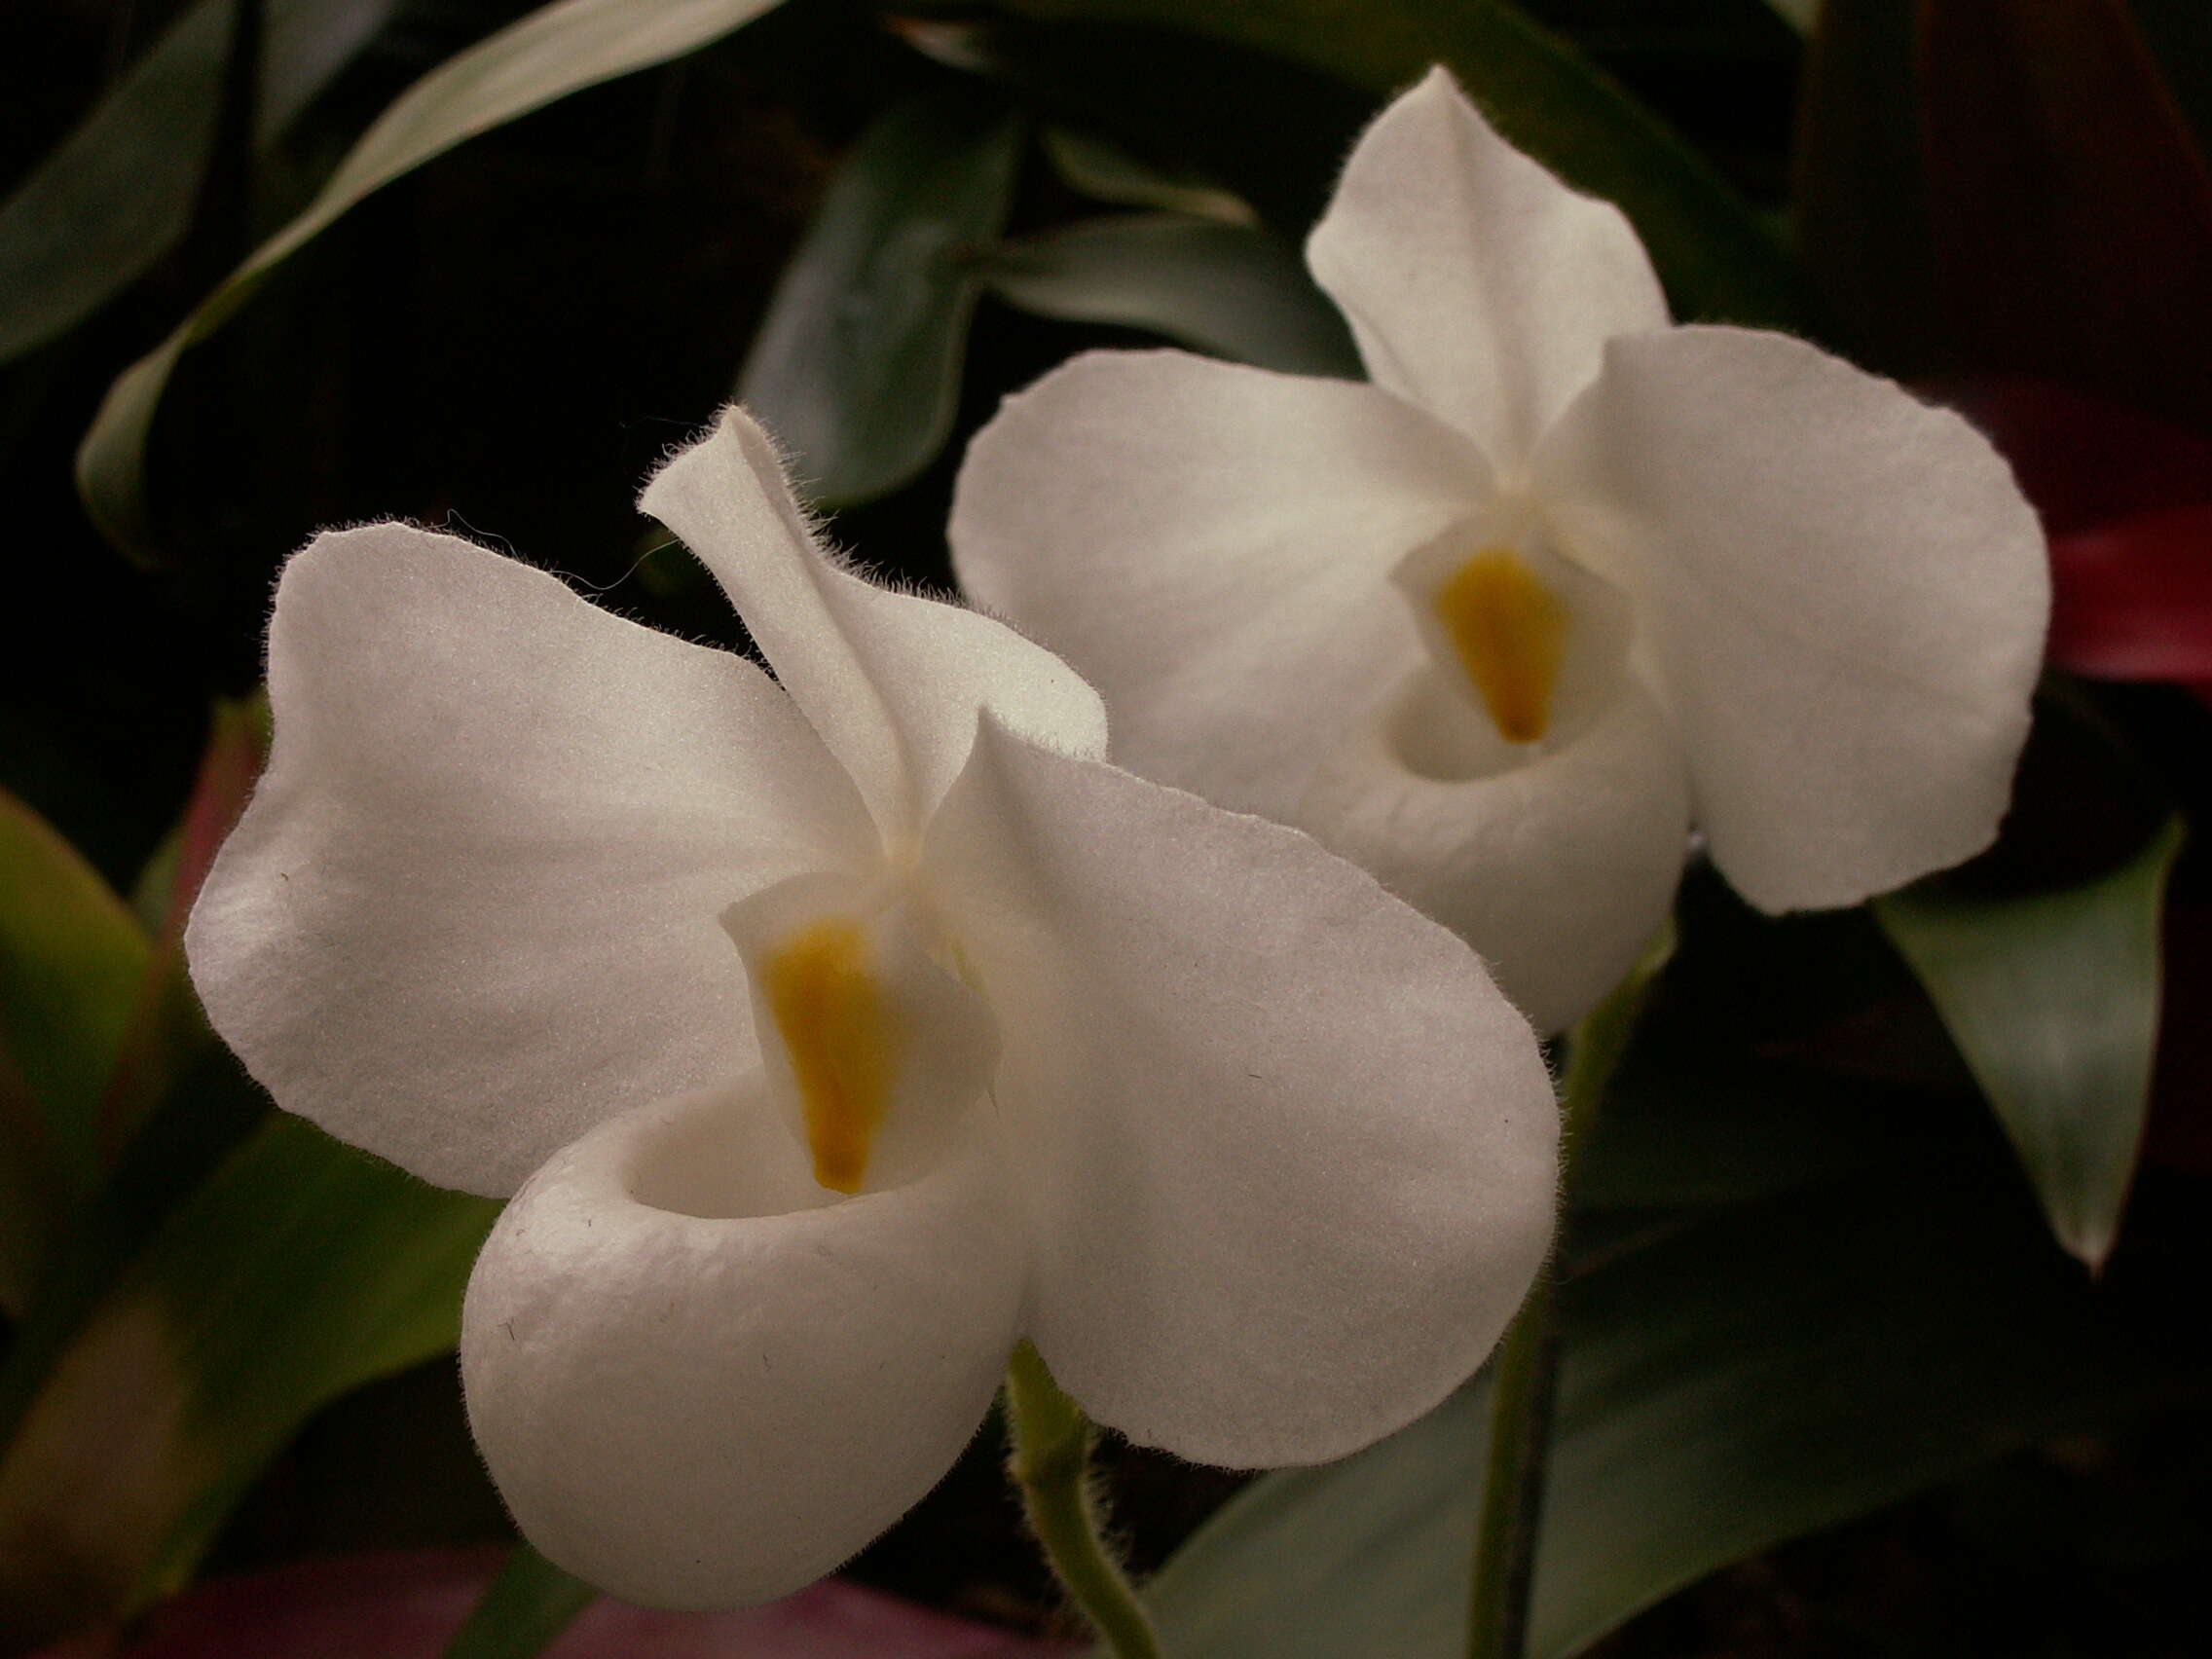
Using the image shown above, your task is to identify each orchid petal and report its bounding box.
[186,524,875,1197]
[1300,680,1688,1034]
[922,718,1558,1467]
[461,1083,1025,1609]
[1306,67,1668,469]
[1535,326,2048,911]
[951,350,1487,817]
[642,407,1107,847]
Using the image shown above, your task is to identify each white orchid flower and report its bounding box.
[184,408,1557,1609]
[950,69,2049,1034]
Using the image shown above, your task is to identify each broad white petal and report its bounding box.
[642,407,1107,847]
[461,1082,1025,1609]
[923,719,1558,1467]
[1307,67,1668,469]
[951,350,1488,816]
[1299,676,1689,1034]
[185,525,874,1197]
[1535,326,2049,911]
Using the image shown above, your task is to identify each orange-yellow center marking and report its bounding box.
[761,918,899,1195]
[1432,546,1567,744]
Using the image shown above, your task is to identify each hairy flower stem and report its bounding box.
[1466,932,1669,1659]
[1005,1341,1164,1659]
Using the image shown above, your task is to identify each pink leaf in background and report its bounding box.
[38,1548,1072,1659]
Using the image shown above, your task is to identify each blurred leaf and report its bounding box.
[2128,0,2212,151]
[1041,127,1256,223]
[1930,375,2212,536]
[0,792,150,1173]
[1790,0,1943,370]
[2047,505,2212,691]
[0,701,274,1578]
[74,0,791,561]
[98,694,270,1166]
[128,695,270,943]
[0,1117,498,1648]
[439,1544,595,1659]
[0,793,151,1309]
[1571,1052,1894,1210]
[1761,0,1816,30]
[993,0,1800,325]
[55,1548,1072,1657]
[739,88,1023,506]
[1876,818,2184,1269]
[979,213,1360,377]
[1919,0,2212,428]
[0,0,401,364]
[900,13,1371,234]
[1135,1164,2177,1658]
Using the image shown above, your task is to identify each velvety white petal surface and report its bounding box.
[461,1082,1025,1609]
[951,350,1489,816]
[185,524,874,1197]
[1534,326,2049,911]
[1298,677,1689,1033]
[1306,68,1668,468]
[642,407,1107,845]
[922,718,1558,1467]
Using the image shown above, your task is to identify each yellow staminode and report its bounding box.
[1432,546,1567,744]
[761,917,900,1195]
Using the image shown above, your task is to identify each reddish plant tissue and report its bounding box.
[1935,377,2212,1182]
[32,1549,1072,1659]
[1936,377,2212,699]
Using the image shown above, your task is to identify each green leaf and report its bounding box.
[993,0,1800,326]
[1572,1051,1893,1211]
[0,697,273,1466]
[74,0,790,560]
[979,212,1361,377]
[1762,0,1816,31]
[441,1544,598,1659]
[0,793,151,1309]
[0,792,150,1174]
[1041,127,1258,223]
[903,12,1371,234]
[0,1116,498,1647]
[100,694,272,1168]
[1875,818,2184,1270]
[738,89,1024,507]
[1135,1166,2176,1659]
[0,0,400,364]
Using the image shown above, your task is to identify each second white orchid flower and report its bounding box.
[950,68,2050,1033]
[184,407,1557,1610]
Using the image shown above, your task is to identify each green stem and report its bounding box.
[1465,933,1668,1659]
[1004,1341,1164,1659]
